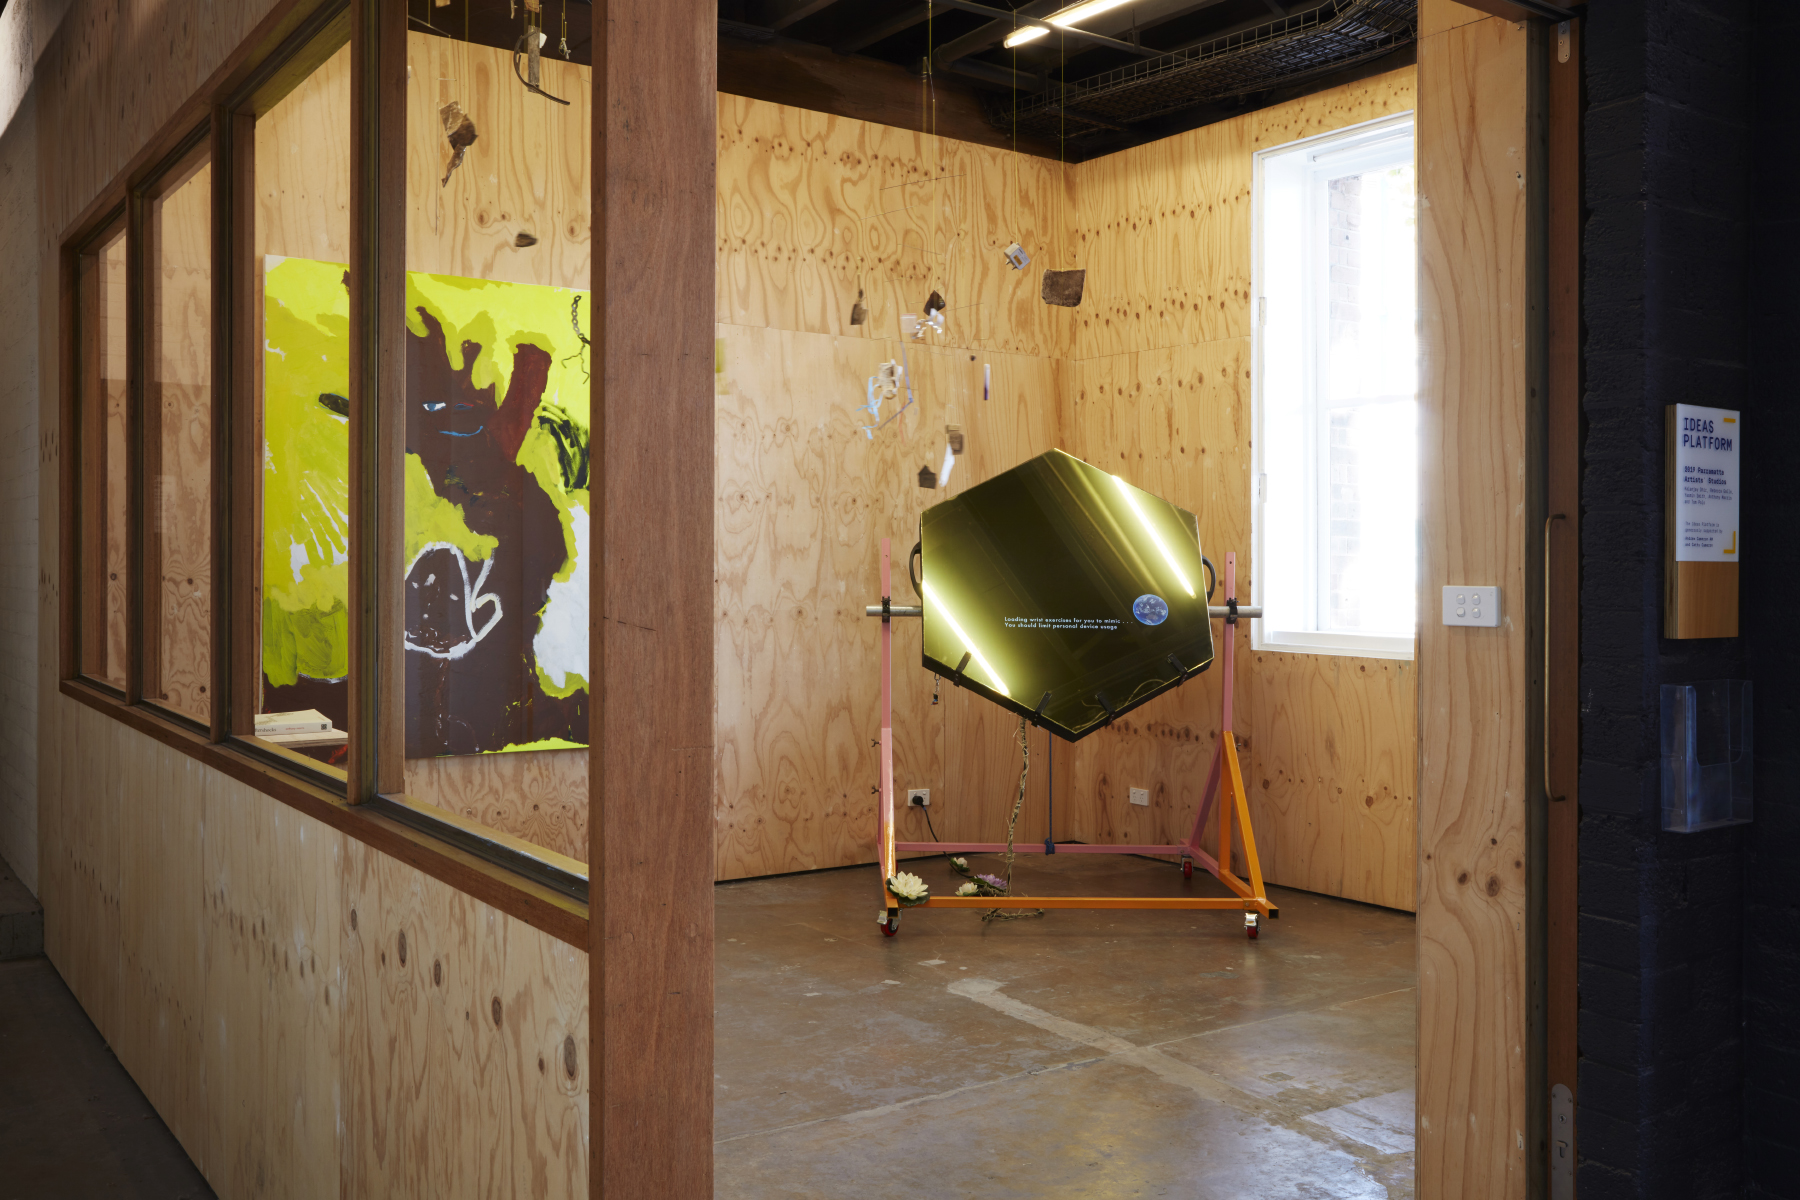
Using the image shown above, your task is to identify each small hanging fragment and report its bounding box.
[439,101,478,187]
[1002,242,1030,270]
[938,424,964,491]
[514,1,570,107]
[918,464,939,489]
[925,291,945,316]
[850,288,867,326]
[1042,269,1086,308]
[560,0,571,58]
[858,360,902,438]
[901,313,922,342]
[983,362,991,402]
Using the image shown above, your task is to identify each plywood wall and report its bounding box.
[37,698,591,1199]
[1056,69,1419,912]
[714,73,1421,913]
[253,36,591,861]
[713,96,1066,880]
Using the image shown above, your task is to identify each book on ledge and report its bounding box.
[255,709,337,739]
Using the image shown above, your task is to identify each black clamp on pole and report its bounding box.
[882,595,891,624]
[951,651,972,688]
[1226,597,1239,626]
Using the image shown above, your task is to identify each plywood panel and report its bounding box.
[256,42,353,265]
[1414,9,1535,1196]
[114,742,208,1167]
[715,94,1071,357]
[1244,652,1417,909]
[404,34,591,289]
[50,703,120,1037]
[1064,68,1416,363]
[405,751,588,864]
[713,322,1059,880]
[340,835,588,1198]
[1049,70,1421,912]
[148,162,214,722]
[201,766,343,1200]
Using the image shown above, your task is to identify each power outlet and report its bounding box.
[1129,787,1150,807]
[1441,585,1501,627]
[907,789,931,807]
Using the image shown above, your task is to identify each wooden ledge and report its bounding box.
[59,678,590,949]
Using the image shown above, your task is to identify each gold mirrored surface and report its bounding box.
[920,449,1215,741]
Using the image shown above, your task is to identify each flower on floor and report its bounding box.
[887,871,930,906]
[950,856,968,871]
[976,873,1008,892]
[956,882,978,897]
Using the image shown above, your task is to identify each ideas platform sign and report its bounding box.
[1671,403,1741,563]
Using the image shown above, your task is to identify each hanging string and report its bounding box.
[983,715,1046,922]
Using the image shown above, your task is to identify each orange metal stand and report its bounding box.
[870,539,1277,937]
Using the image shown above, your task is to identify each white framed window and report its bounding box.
[1252,114,1418,660]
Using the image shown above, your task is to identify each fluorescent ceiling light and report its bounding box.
[1002,0,1138,49]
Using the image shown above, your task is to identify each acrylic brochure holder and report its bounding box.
[1660,680,1752,832]
[866,537,1278,938]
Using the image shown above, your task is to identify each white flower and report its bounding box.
[956,882,978,896]
[888,871,929,902]
[951,856,968,870]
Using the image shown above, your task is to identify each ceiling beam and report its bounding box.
[719,24,1064,157]
[752,0,844,32]
[832,3,932,54]
[928,0,1062,66]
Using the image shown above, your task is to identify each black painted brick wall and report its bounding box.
[1579,1,1751,1197]
[1743,1,1800,1194]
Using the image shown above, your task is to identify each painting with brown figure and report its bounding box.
[261,259,591,760]
[404,309,587,756]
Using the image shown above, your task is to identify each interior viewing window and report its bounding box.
[250,30,353,772]
[76,223,129,691]
[393,6,592,867]
[58,2,588,899]
[144,144,213,724]
[1253,115,1418,660]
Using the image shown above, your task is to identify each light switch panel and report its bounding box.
[1442,586,1501,627]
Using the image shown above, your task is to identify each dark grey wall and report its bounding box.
[1578,1,1752,1197]
[1742,2,1800,1194]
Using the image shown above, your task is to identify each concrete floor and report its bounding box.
[715,854,1417,1200]
[0,956,214,1199]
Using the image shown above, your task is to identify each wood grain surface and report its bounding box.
[1052,70,1418,910]
[41,695,590,1199]
[146,160,214,723]
[589,1,717,1194]
[405,34,590,288]
[1414,8,1537,1196]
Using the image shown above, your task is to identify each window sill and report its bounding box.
[58,677,590,948]
[1252,629,1416,661]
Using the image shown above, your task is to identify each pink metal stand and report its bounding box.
[873,538,1276,936]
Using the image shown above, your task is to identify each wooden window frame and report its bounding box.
[54,0,587,949]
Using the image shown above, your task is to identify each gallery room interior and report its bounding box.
[0,0,1793,1197]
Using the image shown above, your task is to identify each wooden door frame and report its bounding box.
[1415,2,1581,1196]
